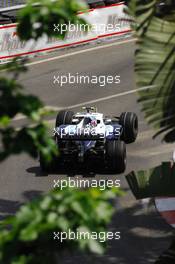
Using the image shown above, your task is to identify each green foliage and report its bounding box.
[0,59,57,162]
[17,0,88,40]
[126,161,175,199]
[0,1,121,264]
[0,188,120,264]
[126,0,175,142]
[0,0,89,162]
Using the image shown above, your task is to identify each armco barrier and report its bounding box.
[0,2,132,61]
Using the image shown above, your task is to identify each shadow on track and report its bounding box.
[61,202,174,264]
[0,190,43,220]
[26,159,119,178]
[0,191,173,263]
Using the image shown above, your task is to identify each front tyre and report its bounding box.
[119,112,138,143]
[105,140,126,173]
[55,110,74,127]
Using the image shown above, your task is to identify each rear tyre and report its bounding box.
[105,140,126,173]
[89,1,105,8]
[104,0,121,5]
[39,152,59,173]
[39,155,51,173]
[55,110,74,127]
[119,112,138,143]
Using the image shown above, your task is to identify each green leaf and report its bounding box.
[0,188,121,263]
[126,0,175,142]
[17,0,88,41]
[88,238,105,255]
[126,162,175,198]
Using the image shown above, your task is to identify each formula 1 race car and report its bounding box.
[40,107,138,173]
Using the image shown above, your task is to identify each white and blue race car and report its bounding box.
[40,107,138,173]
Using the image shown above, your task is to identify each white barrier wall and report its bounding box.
[0,2,132,60]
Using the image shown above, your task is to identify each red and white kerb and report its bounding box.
[155,197,175,229]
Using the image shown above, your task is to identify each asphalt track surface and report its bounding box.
[0,37,174,263]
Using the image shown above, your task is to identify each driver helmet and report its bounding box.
[90,117,97,127]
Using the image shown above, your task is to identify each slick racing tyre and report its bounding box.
[39,155,51,173]
[88,1,105,8]
[105,140,126,173]
[39,154,52,173]
[39,154,56,173]
[119,112,138,143]
[104,0,120,5]
[39,150,59,173]
[55,110,74,127]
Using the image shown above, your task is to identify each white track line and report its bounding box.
[60,85,154,110]
[26,38,136,67]
[13,85,154,122]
